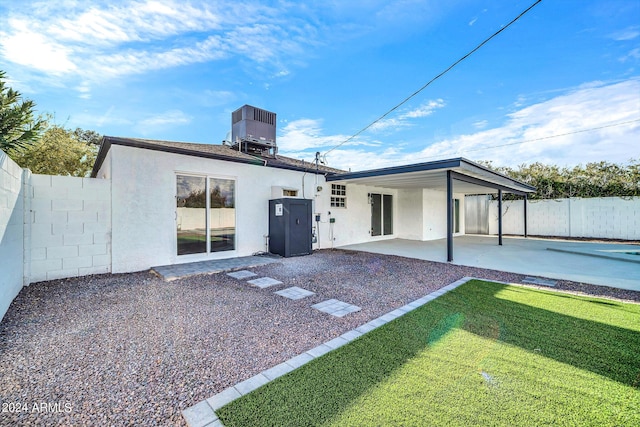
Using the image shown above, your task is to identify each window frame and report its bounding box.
[330,184,347,208]
[176,172,237,256]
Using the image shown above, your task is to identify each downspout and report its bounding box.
[301,160,307,199]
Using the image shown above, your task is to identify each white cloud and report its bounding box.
[70,106,133,129]
[277,118,354,151]
[403,100,445,118]
[0,1,315,82]
[473,120,488,129]
[276,117,384,163]
[609,26,640,41]
[620,48,640,63]
[420,79,640,166]
[76,82,92,99]
[0,19,77,74]
[92,35,228,78]
[308,79,640,171]
[369,99,445,132]
[282,147,397,172]
[140,110,192,127]
[469,17,478,26]
[136,110,192,134]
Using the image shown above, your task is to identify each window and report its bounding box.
[331,184,347,208]
[283,189,298,197]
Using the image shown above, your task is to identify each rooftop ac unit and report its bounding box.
[231,105,277,156]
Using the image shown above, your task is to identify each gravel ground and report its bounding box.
[0,249,638,426]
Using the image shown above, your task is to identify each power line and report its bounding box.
[323,0,544,157]
[376,118,640,166]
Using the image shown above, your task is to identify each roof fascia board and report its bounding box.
[91,136,327,177]
[90,137,111,178]
[450,170,529,195]
[109,136,263,165]
[326,158,463,181]
[325,157,535,194]
[459,158,536,191]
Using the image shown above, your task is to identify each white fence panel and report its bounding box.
[29,174,112,282]
[0,151,26,321]
[488,197,639,240]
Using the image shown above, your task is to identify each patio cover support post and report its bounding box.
[498,189,503,246]
[447,170,453,262]
[524,194,528,238]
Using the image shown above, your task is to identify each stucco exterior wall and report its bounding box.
[397,188,423,240]
[0,151,25,321]
[106,145,331,273]
[2,141,493,301]
[328,184,399,247]
[327,185,465,246]
[103,145,464,272]
[421,189,466,240]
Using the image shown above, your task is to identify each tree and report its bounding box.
[479,159,640,199]
[73,128,103,147]
[10,125,99,177]
[0,70,45,152]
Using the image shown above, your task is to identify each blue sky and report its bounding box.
[1,0,638,171]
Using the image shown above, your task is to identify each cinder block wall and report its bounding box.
[488,197,640,240]
[0,151,26,321]
[29,174,111,282]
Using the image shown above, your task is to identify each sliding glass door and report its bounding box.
[370,193,393,237]
[176,174,235,256]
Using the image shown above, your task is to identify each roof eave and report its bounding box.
[91,136,333,176]
[90,137,111,178]
[326,158,464,181]
[325,157,536,194]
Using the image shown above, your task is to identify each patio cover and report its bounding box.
[325,158,536,261]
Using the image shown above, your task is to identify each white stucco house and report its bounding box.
[0,105,536,320]
[89,106,535,274]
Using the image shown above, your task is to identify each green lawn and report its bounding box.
[216,280,640,426]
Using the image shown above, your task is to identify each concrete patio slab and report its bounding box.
[274,286,315,300]
[340,236,640,291]
[226,270,257,280]
[311,299,361,317]
[247,277,283,289]
[151,255,280,281]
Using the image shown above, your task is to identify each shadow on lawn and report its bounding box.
[217,280,640,426]
[451,282,640,386]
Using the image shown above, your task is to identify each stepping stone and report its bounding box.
[227,270,257,279]
[522,276,557,287]
[247,277,283,289]
[312,299,361,317]
[275,286,315,300]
